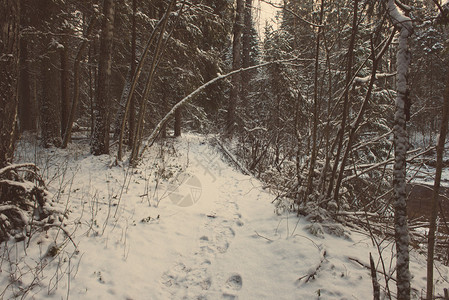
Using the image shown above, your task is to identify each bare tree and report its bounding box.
[427,71,449,300]
[18,2,35,133]
[241,0,253,105]
[0,0,20,168]
[327,0,359,205]
[62,16,97,148]
[388,0,413,298]
[227,0,244,136]
[129,0,177,163]
[128,0,138,147]
[426,4,449,299]
[41,41,62,148]
[304,0,325,204]
[92,0,115,155]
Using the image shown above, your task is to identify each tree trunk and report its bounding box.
[60,35,71,139]
[427,58,449,300]
[62,16,97,148]
[0,0,20,168]
[327,0,358,203]
[333,29,395,205]
[130,0,177,164]
[174,107,181,137]
[227,0,244,136]
[18,37,35,132]
[241,0,252,106]
[128,0,137,147]
[388,1,413,298]
[92,0,115,155]
[117,0,177,161]
[41,42,62,148]
[303,0,324,204]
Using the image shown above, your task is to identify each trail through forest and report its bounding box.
[1,134,448,299]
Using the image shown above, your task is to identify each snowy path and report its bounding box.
[2,134,448,299]
[159,137,248,299]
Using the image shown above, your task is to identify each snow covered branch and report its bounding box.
[354,73,396,85]
[137,58,298,160]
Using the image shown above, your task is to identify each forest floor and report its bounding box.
[1,133,448,299]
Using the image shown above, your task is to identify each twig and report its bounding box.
[254,231,273,242]
[298,250,327,283]
[348,256,397,283]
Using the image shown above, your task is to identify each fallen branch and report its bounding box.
[298,250,327,283]
[348,256,397,283]
[213,137,252,176]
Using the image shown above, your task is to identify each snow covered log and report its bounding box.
[0,163,59,243]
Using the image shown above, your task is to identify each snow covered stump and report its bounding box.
[0,163,61,243]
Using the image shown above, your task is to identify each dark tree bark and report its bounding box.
[41,42,62,148]
[0,0,20,168]
[62,16,97,148]
[128,0,137,146]
[130,0,177,163]
[60,35,71,139]
[18,36,35,132]
[161,90,168,138]
[333,31,395,205]
[227,0,244,136]
[427,55,449,300]
[92,0,115,155]
[174,107,181,137]
[117,0,176,161]
[303,0,324,204]
[241,0,252,105]
[327,0,358,203]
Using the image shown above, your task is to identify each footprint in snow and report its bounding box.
[226,273,243,291]
[222,293,238,299]
[215,227,235,253]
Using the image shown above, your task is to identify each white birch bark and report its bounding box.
[387,1,413,299]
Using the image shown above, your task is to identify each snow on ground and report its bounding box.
[1,133,448,299]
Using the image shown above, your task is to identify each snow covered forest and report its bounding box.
[1,0,449,299]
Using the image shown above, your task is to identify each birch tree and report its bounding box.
[388,0,413,298]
